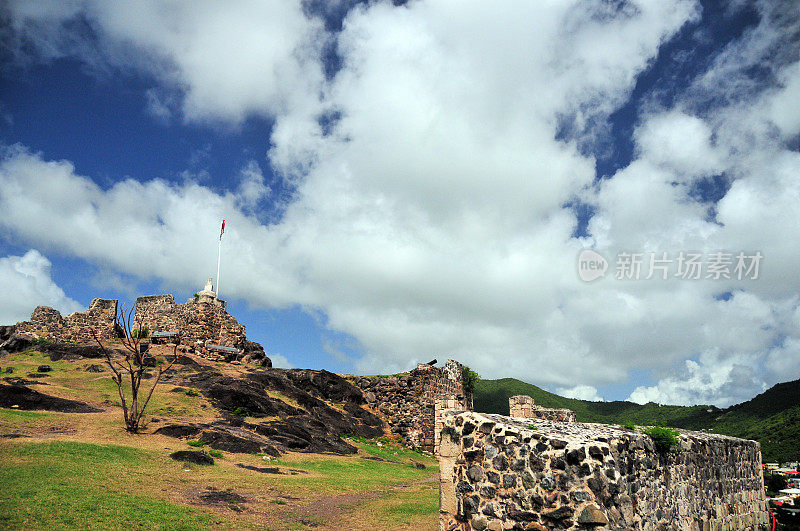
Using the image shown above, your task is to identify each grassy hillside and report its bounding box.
[0,348,439,529]
[474,377,800,462]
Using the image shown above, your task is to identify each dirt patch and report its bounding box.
[0,383,102,412]
[197,487,248,505]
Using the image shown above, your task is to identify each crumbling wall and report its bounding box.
[509,395,576,423]
[134,294,245,348]
[348,359,472,451]
[16,299,120,343]
[439,411,767,530]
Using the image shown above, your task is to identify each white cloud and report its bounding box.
[6,0,326,124]
[2,1,800,407]
[557,385,604,402]
[268,353,292,369]
[236,160,270,210]
[0,249,83,324]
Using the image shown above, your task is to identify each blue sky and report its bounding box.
[1,0,799,406]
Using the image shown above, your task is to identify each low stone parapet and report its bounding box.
[439,411,767,530]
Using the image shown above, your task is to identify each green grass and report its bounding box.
[269,438,435,495]
[0,441,219,529]
[0,409,52,425]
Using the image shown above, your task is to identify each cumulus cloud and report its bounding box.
[4,0,326,124]
[0,249,83,323]
[557,385,604,403]
[2,1,800,406]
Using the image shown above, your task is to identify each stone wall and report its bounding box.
[509,396,576,423]
[348,359,472,451]
[439,411,768,530]
[134,294,245,348]
[15,299,121,343]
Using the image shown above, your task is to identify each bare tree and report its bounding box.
[92,304,177,433]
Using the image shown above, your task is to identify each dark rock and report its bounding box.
[577,505,609,526]
[236,463,282,474]
[550,439,568,449]
[37,365,52,373]
[492,454,508,471]
[479,486,496,498]
[543,506,574,521]
[169,450,214,465]
[0,336,32,353]
[503,473,517,489]
[566,447,586,465]
[457,480,473,493]
[410,460,426,469]
[486,471,501,485]
[199,427,280,455]
[507,509,539,522]
[588,445,604,461]
[85,364,105,373]
[36,343,106,360]
[467,464,484,482]
[0,325,15,342]
[154,423,204,438]
[462,421,475,436]
[0,383,101,412]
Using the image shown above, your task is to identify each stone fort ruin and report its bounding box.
[10,285,769,528]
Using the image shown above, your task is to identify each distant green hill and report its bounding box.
[473,377,800,462]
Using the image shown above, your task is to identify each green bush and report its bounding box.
[461,366,480,394]
[208,449,223,458]
[622,421,637,431]
[643,426,680,453]
[187,440,206,448]
[233,407,250,418]
[32,338,53,345]
[131,326,149,339]
[184,388,200,397]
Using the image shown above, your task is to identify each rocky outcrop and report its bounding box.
[439,411,768,530]
[0,383,102,412]
[156,367,385,455]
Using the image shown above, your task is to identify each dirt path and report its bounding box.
[293,473,440,529]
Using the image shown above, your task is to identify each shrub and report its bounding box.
[208,449,223,458]
[233,407,249,418]
[184,388,200,397]
[32,338,53,345]
[643,426,680,453]
[622,421,637,431]
[270,499,287,505]
[187,440,206,448]
[131,326,149,339]
[461,366,480,394]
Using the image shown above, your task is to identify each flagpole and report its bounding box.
[216,236,222,298]
[216,219,225,298]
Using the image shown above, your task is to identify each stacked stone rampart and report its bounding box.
[439,411,768,530]
[348,359,472,451]
[134,294,245,348]
[509,395,576,423]
[15,299,120,343]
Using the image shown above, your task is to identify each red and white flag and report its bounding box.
[219,219,225,240]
